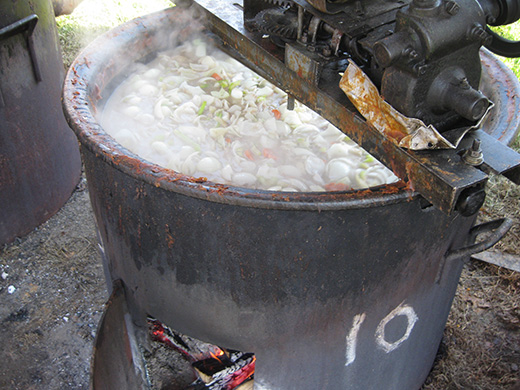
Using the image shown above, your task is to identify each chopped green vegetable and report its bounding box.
[103,37,398,193]
[173,129,201,151]
[218,79,229,89]
[228,80,241,92]
[197,101,207,115]
[251,144,261,156]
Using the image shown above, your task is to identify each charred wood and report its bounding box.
[148,317,225,362]
[148,318,256,390]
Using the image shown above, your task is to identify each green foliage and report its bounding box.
[491,22,520,40]
[56,0,173,69]
[489,22,520,79]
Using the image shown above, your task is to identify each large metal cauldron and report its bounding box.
[62,6,519,390]
[0,0,81,244]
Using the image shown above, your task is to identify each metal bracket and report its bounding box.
[460,129,520,184]
[471,249,520,273]
[0,14,42,84]
[91,280,151,390]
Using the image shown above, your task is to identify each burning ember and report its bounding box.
[149,318,255,389]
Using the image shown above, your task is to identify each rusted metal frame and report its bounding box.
[193,0,488,214]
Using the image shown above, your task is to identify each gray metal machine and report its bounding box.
[195,0,520,214]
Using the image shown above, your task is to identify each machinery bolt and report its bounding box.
[355,1,365,16]
[322,46,332,57]
[455,77,470,89]
[414,63,428,75]
[404,47,418,59]
[445,1,460,15]
[462,139,484,166]
[471,25,491,45]
[287,95,295,110]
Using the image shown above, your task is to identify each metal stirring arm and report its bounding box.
[192,0,520,215]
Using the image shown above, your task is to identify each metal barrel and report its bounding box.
[62,6,519,390]
[0,0,81,244]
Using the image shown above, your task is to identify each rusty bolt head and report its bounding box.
[455,77,470,89]
[445,1,460,15]
[404,48,418,59]
[470,25,491,45]
[462,139,484,166]
[414,63,428,76]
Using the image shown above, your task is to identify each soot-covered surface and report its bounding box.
[0,0,519,387]
[0,173,519,389]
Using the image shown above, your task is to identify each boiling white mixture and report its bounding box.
[100,39,398,191]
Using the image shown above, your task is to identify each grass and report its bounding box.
[491,22,520,80]
[481,137,520,255]
[56,0,173,68]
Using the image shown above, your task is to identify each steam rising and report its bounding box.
[98,12,398,192]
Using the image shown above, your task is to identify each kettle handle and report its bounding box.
[445,218,514,262]
[0,14,41,84]
[435,218,514,284]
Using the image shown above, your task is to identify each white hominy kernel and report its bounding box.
[100,39,398,191]
[197,157,222,174]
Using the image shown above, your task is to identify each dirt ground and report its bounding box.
[0,176,106,389]
[1,1,519,389]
